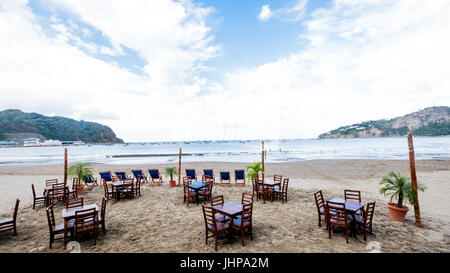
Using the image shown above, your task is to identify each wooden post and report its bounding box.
[262,140,265,182]
[64,148,68,186]
[178,147,182,187]
[407,132,422,228]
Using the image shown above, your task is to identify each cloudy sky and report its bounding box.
[1,0,449,142]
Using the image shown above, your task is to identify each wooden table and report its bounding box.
[62,203,99,247]
[212,201,243,243]
[327,198,365,237]
[111,181,124,200]
[262,180,281,202]
[189,181,205,204]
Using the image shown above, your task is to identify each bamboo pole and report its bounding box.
[407,132,423,228]
[262,140,265,182]
[64,148,68,186]
[178,147,182,187]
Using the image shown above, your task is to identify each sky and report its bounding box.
[1,0,450,142]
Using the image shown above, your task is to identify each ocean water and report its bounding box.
[0,137,450,165]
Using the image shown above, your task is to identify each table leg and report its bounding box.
[63,218,67,248]
[351,212,357,239]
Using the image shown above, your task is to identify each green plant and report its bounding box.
[165,167,178,181]
[68,162,94,184]
[379,172,425,208]
[246,162,262,182]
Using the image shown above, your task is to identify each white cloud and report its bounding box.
[258,5,273,21]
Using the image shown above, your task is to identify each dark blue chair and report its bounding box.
[99,171,113,185]
[185,169,197,180]
[132,170,148,183]
[234,169,245,187]
[148,169,163,184]
[203,169,215,183]
[219,171,230,186]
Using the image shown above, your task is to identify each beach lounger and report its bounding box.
[83,175,98,185]
[219,171,231,187]
[148,169,163,184]
[132,170,148,184]
[185,169,197,180]
[115,171,132,181]
[234,169,246,187]
[203,169,215,183]
[99,171,114,185]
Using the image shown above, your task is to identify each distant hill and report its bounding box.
[0,109,123,144]
[319,106,450,139]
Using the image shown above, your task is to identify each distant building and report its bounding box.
[23,138,40,147]
[0,140,18,148]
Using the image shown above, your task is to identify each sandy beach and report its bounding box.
[0,159,449,253]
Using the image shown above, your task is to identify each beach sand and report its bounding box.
[0,160,449,253]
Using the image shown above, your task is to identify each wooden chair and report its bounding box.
[354,201,376,241]
[185,169,197,180]
[0,199,19,236]
[273,178,289,203]
[74,208,99,245]
[344,189,361,202]
[68,177,79,199]
[326,201,352,243]
[103,180,115,201]
[203,169,215,184]
[132,170,148,184]
[99,197,107,235]
[32,184,46,209]
[199,181,213,204]
[45,204,74,249]
[251,174,258,197]
[273,175,282,191]
[231,202,253,246]
[121,180,134,199]
[219,171,231,187]
[202,205,230,251]
[49,184,68,206]
[65,197,84,209]
[183,180,196,206]
[234,170,246,187]
[241,192,254,204]
[256,180,268,203]
[134,178,141,197]
[45,179,59,187]
[314,190,326,227]
[210,195,229,223]
[148,169,163,184]
[202,174,212,183]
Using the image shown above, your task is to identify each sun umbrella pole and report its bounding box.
[408,132,422,228]
[178,147,182,187]
[262,140,265,182]
[64,148,68,186]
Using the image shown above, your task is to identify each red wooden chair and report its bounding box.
[46,204,74,248]
[326,201,352,243]
[241,192,254,204]
[183,179,196,206]
[65,197,84,209]
[202,205,230,251]
[354,201,376,241]
[121,180,134,199]
[231,202,253,246]
[273,178,289,203]
[250,174,258,197]
[256,180,268,203]
[45,179,59,187]
[199,181,213,204]
[48,184,68,206]
[273,175,282,191]
[210,195,229,223]
[314,190,326,227]
[32,184,46,209]
[344,189,361,202]
[99,197,107,235]
[0,199,20,236]
[103,180,115,201]
[203,169,215,184]
[74,208,99,245]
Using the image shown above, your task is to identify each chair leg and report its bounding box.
[214,234,218,251]
[318,215,321,227]
[241,230,245,246]
[346,227,349,244]
[328,224,332,239]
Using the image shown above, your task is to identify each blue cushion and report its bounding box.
[235,170,245,180]
[149,170,160,179]
[220,172,230,180]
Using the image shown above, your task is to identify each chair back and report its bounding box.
[202,175,212,183]
[241,192,254,204]
[256,180,266,193]
[149,169,160,179]
[202,205,217,231]
[13,199,20,222]
[32,184,37,198]
[115,171,127,181]
[314,190,325,211]
[203,181,213,196]
[46,205,56,230]
[183,176,192,184]
[364,201,376,224]
[183,180,191,196]
[74,208,97,232]
[219,171,230,181]
[99,171,113,182]
[66,197,84,209]
[101,197,107,220]
[185,169,196,180]
[46,179,58,187]
[235,170,245,180]
[251,175,258,192]
[203,169,214,178]
[237,203,253,228]
[282,178,289,193]
[326,201,347,223]
[274,175,282,184]
[103,180,110,195]
[210,195,224,206]
[344,189,361,202]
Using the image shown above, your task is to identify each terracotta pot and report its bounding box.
[169,180,176,187]
[76,184,85,196]
[387,203,409,222]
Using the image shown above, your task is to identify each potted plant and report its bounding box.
[379,172,425,222]
[68,162,94,195]
[246,162,262,184]
[165,167,178,187]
